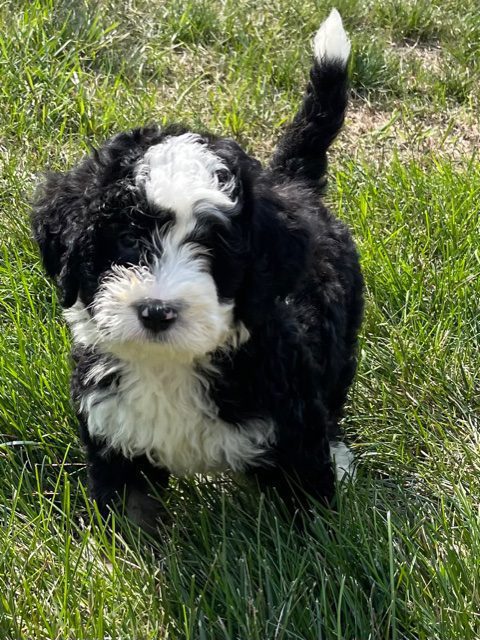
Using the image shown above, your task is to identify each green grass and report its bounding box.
[1,0,479,638]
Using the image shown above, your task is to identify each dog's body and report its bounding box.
[32,10,363,526]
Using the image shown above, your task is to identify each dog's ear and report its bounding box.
[238,193,311,325]
[32,172,83,308]
[213,136,263,174]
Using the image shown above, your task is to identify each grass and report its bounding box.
[0,0,479,638]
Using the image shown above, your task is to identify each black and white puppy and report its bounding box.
[32,10,363,528]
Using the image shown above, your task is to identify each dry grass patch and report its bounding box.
[335,101,479,167]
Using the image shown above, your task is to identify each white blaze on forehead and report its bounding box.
[135,132,236,234]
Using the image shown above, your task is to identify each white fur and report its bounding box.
[64,222,251,361]
[64,301,98,346]
[64,295,249,362]
[135,132,236,238]
[81,359,275,475]
[314,9,351,67]
[330,441,356,481]
[91,237,234,360]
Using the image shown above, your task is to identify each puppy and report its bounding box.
[32,10,363,528]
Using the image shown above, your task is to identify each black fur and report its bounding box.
[270,59,349,185]
[32,46,363,527]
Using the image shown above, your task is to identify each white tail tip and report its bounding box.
[313,9,351,67]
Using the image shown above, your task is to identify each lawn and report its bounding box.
[0,0,479,638]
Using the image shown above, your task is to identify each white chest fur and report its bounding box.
[81,360,274,476]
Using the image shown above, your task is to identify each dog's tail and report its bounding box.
[270,9,350,185]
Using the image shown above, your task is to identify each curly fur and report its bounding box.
[31,10,363,526]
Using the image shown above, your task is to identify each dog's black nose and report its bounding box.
[136,299,178,332]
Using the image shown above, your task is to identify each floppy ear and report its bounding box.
[31,172,82,308]
[238,193,311,325]
[213,136,263,174]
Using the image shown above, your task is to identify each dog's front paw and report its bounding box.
[125,488,163,534]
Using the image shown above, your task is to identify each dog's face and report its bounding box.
[32,125,310,362]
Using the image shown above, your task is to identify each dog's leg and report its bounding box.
[248,399,336,517]
[270,9,350,185]
[84,438,169,532]
[249,449,336,520]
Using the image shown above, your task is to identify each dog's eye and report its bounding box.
[118,233,140,250]
[216,169,232,187]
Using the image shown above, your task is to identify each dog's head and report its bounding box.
[32,125,311,362]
